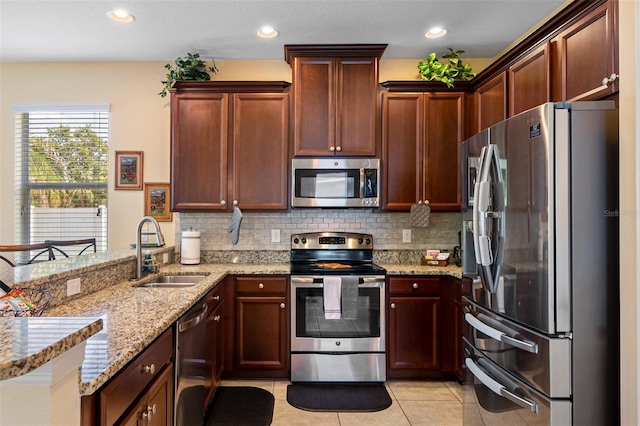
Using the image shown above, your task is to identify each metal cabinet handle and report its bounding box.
[280,303,285,309]
[336,146,342,152]
[221,200,226,206]
[391,303,396,309]
[142,404,157,421]
[214,315,221,322]
[418,200,423,205]
[258,283,264,289]
[233,200,238,206]
[602,73,618,86]
[412,283,419,289]
[142,363,155,375]
[212,295,220,301]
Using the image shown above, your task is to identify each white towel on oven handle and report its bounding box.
[323,276,341,319]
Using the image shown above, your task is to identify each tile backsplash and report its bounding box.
[176,210,461,252]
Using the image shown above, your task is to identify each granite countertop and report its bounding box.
[0,316,103,381]
[43,263,289,395]
[10,260,460,395]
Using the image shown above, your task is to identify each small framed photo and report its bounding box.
[115,151,143,190]
[144,182,172,222]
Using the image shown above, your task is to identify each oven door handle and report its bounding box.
[465,357,538,413]
[291,277,385,285]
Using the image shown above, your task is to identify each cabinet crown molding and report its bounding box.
[170,81,291,93]
[284,44,388,65]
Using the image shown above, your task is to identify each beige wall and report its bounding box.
[618,0,639,423]
[0,57,488,250]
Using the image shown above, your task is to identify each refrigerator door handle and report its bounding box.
[473,145,506,293]
[465,358,539,413]
[465,312,539,354]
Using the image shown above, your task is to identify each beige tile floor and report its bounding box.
[220,379,466,426]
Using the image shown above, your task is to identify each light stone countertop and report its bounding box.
[8,260,460,395]
[0,316,103,381]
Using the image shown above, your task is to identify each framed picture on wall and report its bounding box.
[115,151,143,190]
[144,182,172,222]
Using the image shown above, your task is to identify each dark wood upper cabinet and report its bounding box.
[286,44,386,157]
[170,82,290,212]
[508,42,550,116]
[381,91,464,212]
[171,92,228,211]
[475,71,507,132]
[552,0,618,101]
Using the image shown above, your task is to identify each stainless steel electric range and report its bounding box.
[289,231,386,382]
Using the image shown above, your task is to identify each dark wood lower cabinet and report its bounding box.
[225,275,290,379]
[120,364,173,426]
[387,275,464,380]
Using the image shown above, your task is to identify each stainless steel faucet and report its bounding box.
[136,216,166,279]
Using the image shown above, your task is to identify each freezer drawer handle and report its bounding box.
[465,313,538,354]
[465,358,538,413]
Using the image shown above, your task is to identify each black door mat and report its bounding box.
[205,386,275,426]
[286,383,392,412]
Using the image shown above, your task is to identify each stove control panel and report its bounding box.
[291,232,373,250]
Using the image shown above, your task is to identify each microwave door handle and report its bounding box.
[359,168,365,198]
[465,358,538,413]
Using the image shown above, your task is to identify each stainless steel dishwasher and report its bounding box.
[175,301,208,426]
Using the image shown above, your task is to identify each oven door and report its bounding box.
[290,276,385,352]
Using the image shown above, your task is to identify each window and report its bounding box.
[13,104,109,258]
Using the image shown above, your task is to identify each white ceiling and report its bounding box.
[0,0,569,62]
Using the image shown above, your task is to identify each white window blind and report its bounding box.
[13,104,110,259]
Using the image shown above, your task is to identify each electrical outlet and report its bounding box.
[402,229,412,243]
[162,253,169,264]
[271,229,281,243]
[67,278,81,296]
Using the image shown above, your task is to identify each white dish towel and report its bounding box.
[323,276,342,319]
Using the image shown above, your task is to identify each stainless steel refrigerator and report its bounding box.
[461,102,619,425]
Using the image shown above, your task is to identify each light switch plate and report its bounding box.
[162,253,169,264]
[67,278,81,296]
[271,229,281,243]
[402,229,412,243]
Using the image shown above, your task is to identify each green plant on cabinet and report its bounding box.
[417,48,476,88]
[159,52,219,97]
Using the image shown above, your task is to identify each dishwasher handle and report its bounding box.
[178,302,208,333]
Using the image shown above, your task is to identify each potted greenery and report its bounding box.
[159,52,219,97]
[417,48,476,88]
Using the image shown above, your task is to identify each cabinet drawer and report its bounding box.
[205,284,224,312]
[235,276,287,295]
[99,328,173,426]
[388,277,440,295]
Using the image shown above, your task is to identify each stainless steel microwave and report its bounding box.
[291,158,380,208]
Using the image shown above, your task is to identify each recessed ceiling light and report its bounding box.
[425,26,447,38]
[257,26,278,39]
[107,9,135,23]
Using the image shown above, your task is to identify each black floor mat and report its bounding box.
[286,383,392,412]
[205,386,275,426]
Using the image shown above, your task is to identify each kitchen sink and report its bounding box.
[135,275,207,288]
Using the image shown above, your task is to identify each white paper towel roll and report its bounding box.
[181,230,201,265]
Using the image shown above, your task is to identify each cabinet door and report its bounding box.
[381,93,423,211]
[293,57,335,156]
[424,93,464,211]
[119,364,173,426]
[235,296,288,371]
[171,93,229,211]
[554,1,618,101]
[508,43,550,116]
[205,299,224,407]
[336,57,378,156]
[232,93,289,210]
[388,296,440,371]
[475,72,507,131]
